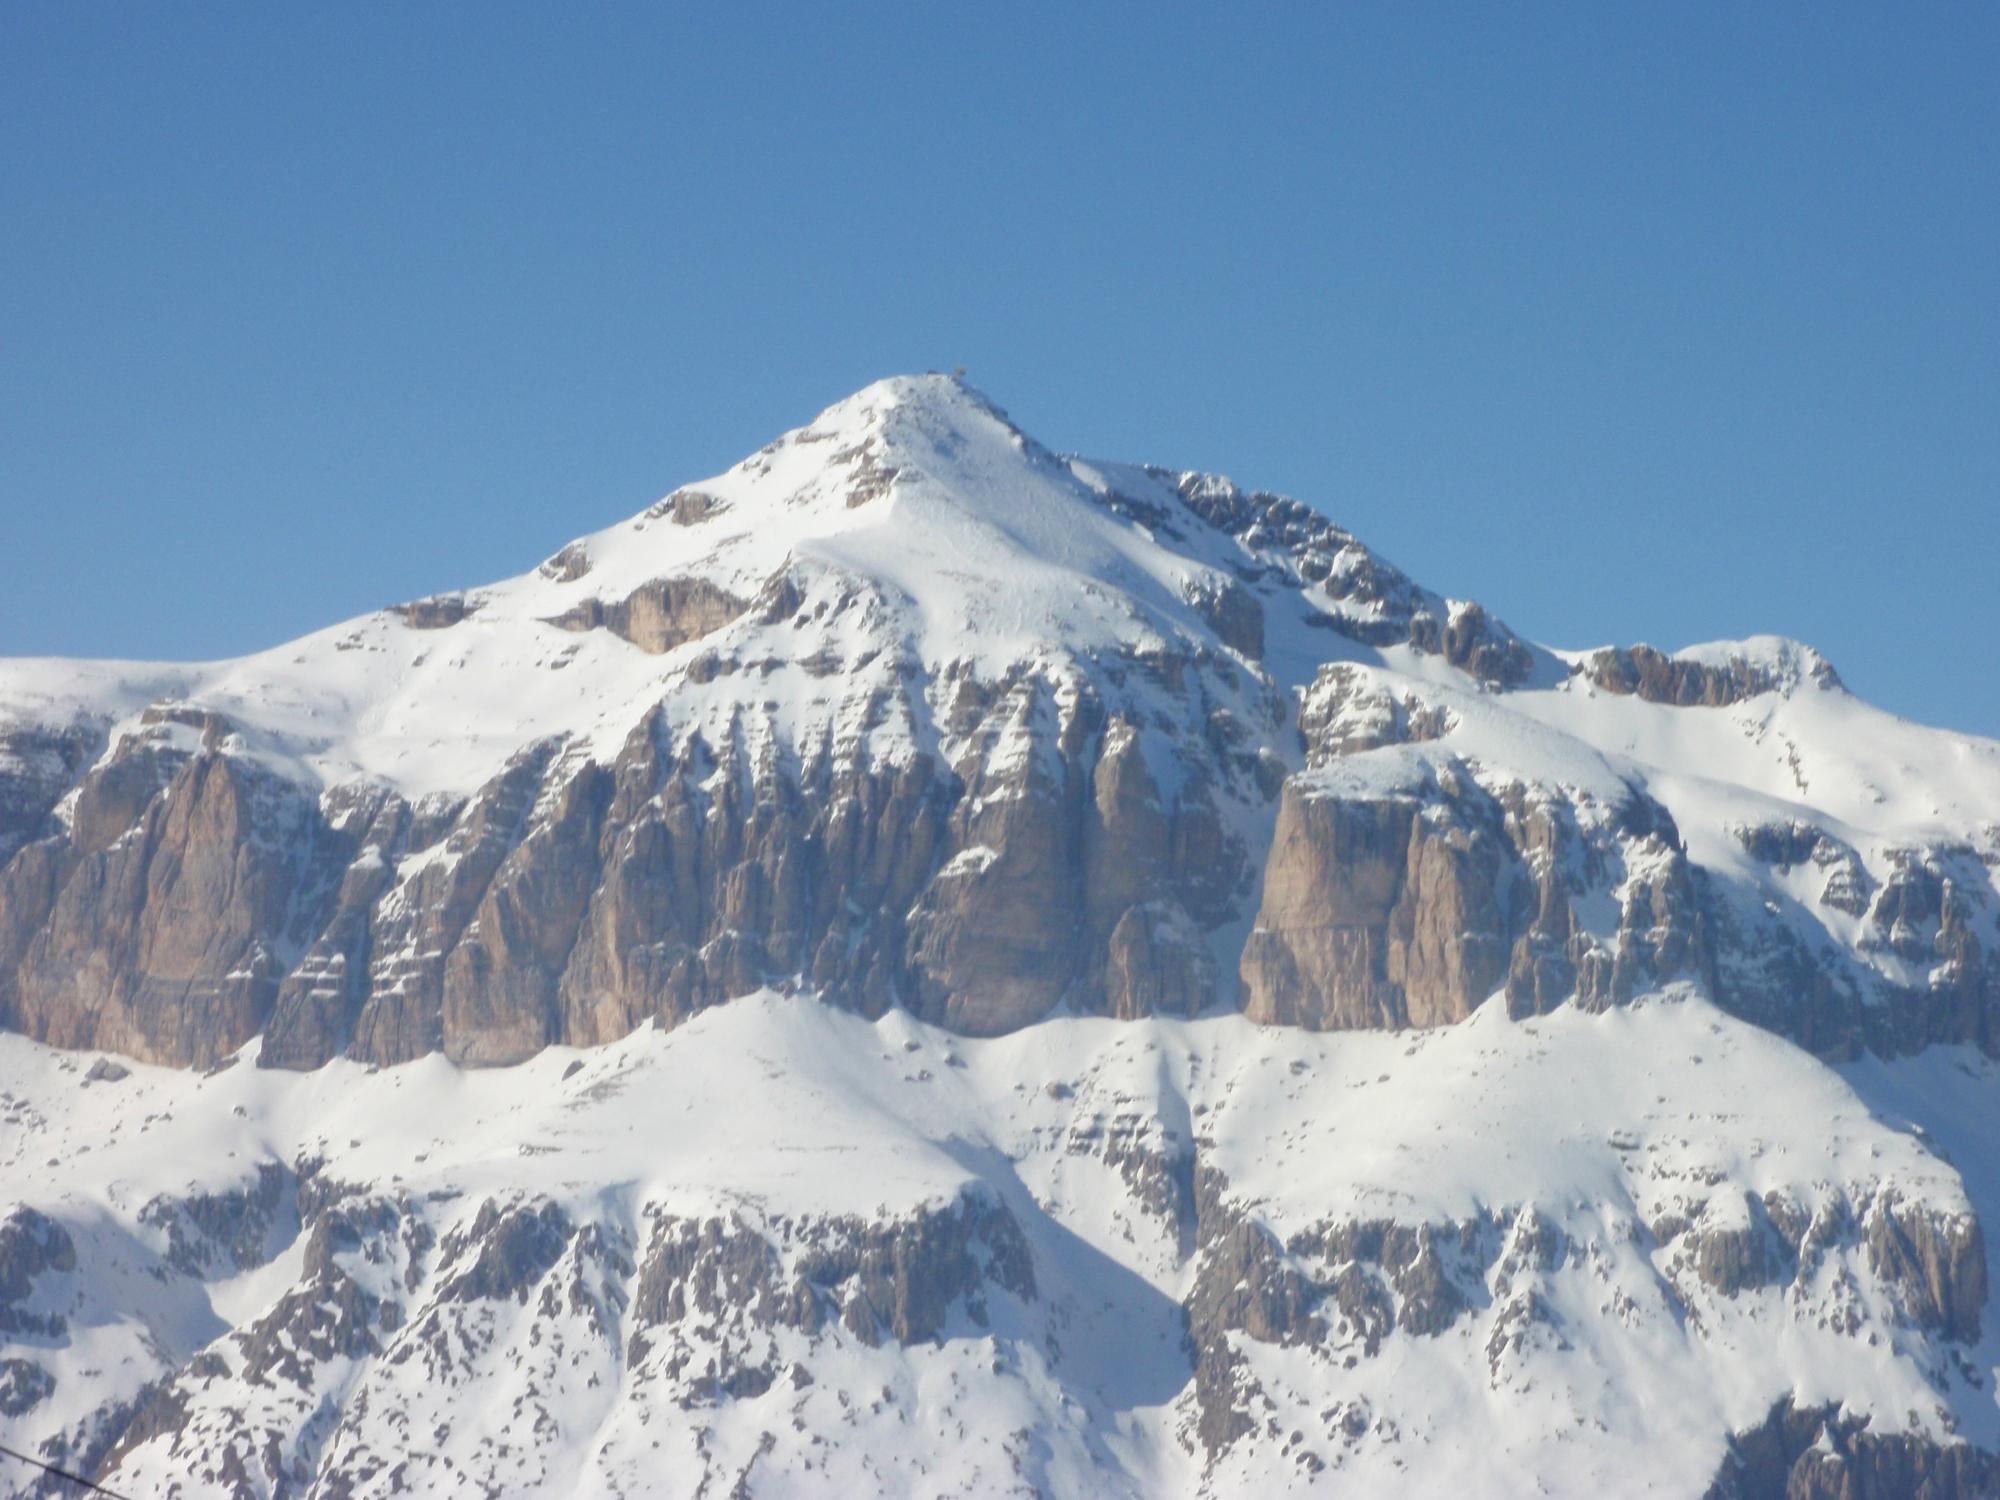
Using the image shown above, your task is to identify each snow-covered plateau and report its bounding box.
[2,375,1999,1497]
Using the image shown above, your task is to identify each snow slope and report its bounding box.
[1,988,1990,1497]
[2,374,1999,1497]
[1,378,1286,798]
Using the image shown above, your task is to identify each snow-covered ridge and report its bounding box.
[2,372,1997,1074]
[2,375,1284,798]
[5,375,2000,1497]
[0,374,1911,804]
[4,989,1995,1497]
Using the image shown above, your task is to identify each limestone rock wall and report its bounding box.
[0,636,1257,1071]
[1240,754,1701,1035]
[1581,641,1842,706]
[0,722,352,1069]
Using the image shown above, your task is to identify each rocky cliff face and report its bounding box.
[1243,663,1712,1036]
[2,715,345,1069]
[1706,1397,2000,1500]
[2,378,1991,1081]
[4,374,2000,1495]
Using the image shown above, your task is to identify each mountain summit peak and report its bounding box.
[783,370,1028,458]
[821,367,987,412]
[4,378,2000,1497]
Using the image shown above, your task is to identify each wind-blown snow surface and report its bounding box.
[0,990,1990,1498]
[3,373,2000,1497]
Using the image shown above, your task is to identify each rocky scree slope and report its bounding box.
[1,374,1999,1496]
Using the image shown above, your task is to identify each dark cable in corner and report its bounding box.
[0,1441,134,1499]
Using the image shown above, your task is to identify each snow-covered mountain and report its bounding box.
[2,374,1999,1497]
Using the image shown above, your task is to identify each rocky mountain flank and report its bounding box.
[3,375,2000,1497]
[1,377,1993,1077]
[5,995,1999,1498]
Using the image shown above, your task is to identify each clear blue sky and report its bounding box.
[3,4,1995,734]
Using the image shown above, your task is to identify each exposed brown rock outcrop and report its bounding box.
[626,1192,1035,1370]
[255,642,1251,1070]
[442,763,612,1065]
[1240,783,1426,1029]
[1243,747,1710,1034]
[907,695,1235,1035]
[1183,575,1264,661]
[1240,770,1513,1030]
[537,542,592,581]
[1184,1168,1496,1460]
[1865,1192,1986,1342]
[1705,1398,2000,1500]
[1103,901,1214,1020]
[7,740,346,1068]
[346,745,557,1067]
[1296,665,1452,759]
[0,722,101,863]
[547,575,751,654]
[391,593,479,629]
[1581,642,1841,706]
[259,787,408,1069]
[0,1206,75,1341]
[1440,601,1534,685]
[905,710,1083,1035]
[1705,839,2000,1061]
[556,712,952,1047]
[1736,819,1875,917]
[642,487,727,525]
